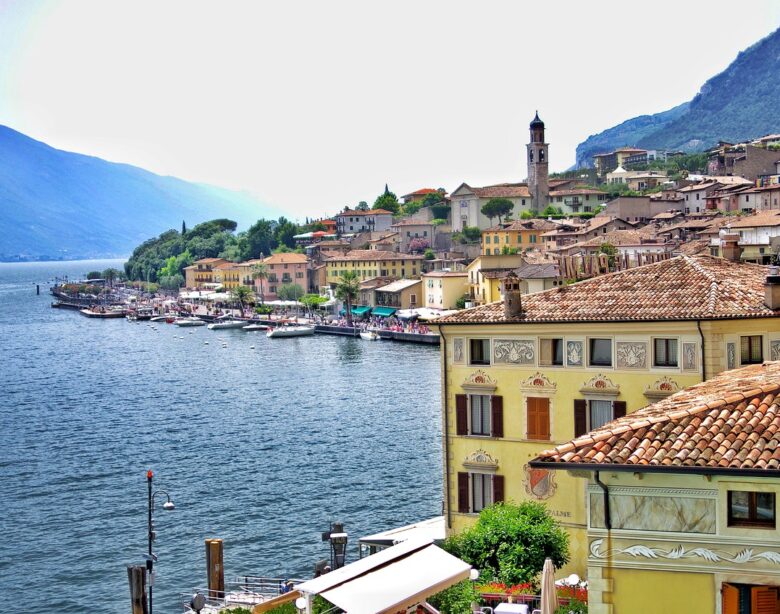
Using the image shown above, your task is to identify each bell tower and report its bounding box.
[526,111,549,209]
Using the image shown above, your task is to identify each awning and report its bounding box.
[340,305,371,316]
[296,538,471,614]
[359,516,445,549]
[371,306,396,317]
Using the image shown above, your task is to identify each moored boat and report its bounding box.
[242,323,268,331]
[174,316,206,327]
[208,318,248,330]
[80,307,127,318]
[266,324,315,338]
[359,330,379,341]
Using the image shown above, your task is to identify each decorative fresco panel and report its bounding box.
[493,339,535,365]
[616,342,647,369]
[566,341,584,367]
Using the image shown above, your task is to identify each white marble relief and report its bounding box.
[590,493,715,533]
[726,342,736,370]
[590,539,780,566]
[493,339,535,365]
[771,340,780,362]
[616,342,647,369]
[683,342,697,371]
[453,337,465,363]
[566,341,583,366]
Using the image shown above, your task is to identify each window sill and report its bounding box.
[727,522,776,529]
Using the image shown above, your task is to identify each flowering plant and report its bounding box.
[557,585,588,602]
[477,581,537,596]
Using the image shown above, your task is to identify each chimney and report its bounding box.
[720,232,742,262]
[765,266,780,310]
[502,271,522,319]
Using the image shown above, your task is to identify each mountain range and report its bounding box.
[575,26,780,168]
[0,125,277,261]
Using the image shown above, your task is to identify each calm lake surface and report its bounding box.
[0,260,443,613]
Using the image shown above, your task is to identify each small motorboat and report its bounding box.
[242,323,268,331]
[208,318,247,330]
[359,331,379,341]
[266,324,315,338]
[80,307,127,318]
[174,317,206,327]
[150,315,169,322]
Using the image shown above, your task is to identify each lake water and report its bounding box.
[0,260,443,613]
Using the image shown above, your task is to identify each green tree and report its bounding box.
[428,579,482,614]
[335,270,361,327]
[599,242,617,268]
[423,191,446,207]
[444,501,569,585]
[300,293,328,316]
[275,217,299,249]
[356,201,369,211]
[431,202,451,221]
[455,296,468,309]
[252,262,268,304]
[373,185,400,214]
[86,271,102,280]
[403,201,422,216]
[481,198,514,224]
[230,285,255,312]
[101,268,124,285]
[520,210,534,219]
[542,205,562,217]
[243,219,276,260]
[159,274,184,290]
[424,248,435,260]
[277,283,305,301]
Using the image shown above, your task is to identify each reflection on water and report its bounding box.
[0,260,442,613]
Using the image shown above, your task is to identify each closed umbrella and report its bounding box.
[540,557,558,614]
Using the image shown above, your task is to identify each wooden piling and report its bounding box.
[127,564,148,614]
[205,538,224,598]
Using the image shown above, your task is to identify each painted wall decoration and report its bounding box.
[462,370,497,388]
[566,341,584,367]
[524,464,556,500]
[453,337,465,363]
[644,376,681,400]
[464,449,499,470]
[616,342,647,369]
[493,339,535,365]
[519,372,557,392]
[683,342,698,371]
[580,373,620,396]
[771,340,780,362]
[726,342,736,370]
[590,539,780,567]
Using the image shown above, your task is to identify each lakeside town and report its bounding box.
[45,115,780,614]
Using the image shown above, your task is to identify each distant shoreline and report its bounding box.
[0,257,127,265]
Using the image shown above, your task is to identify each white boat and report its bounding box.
[208,319,247,330]
[150,314,173,322]
[174,317,206,327]
[360,331,379,341]
[266,324,315,338]
[242,323,268,331]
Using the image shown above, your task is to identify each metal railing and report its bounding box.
[181,576,306,612]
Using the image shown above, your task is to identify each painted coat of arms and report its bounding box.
[524,464,556,500]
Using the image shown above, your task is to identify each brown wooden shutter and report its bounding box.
[539,398,550,440]
[613,401,627,419]
[722,584,739,614]
[455,394,468,436]
[491,395,504,438]
[492,474,505,504]
[457,472,470,513]
[574,399,587,437]
[751,586,778,614]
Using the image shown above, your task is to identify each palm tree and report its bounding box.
[335,270,361,327]
[230,285,254,314]
[251,262,268,304]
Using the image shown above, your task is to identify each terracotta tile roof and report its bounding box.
[485,219,558,232]
[391,219,434,227]
[676,239,710,256]
[532,362,780,473]
[435,255,779,324]
[548,188,607,197]
[678,181,720,192]
[193,258,226,264]
[472,184,531,199]
[263,253,309,264]
[513,262,561,279]
[327,250,424,262]
[727,211,780,229]
[423,271,468,277]
[402,188,439,198]
[574,228,662,249]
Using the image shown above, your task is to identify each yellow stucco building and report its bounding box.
[422,271,469,310]
[533,362,780,614]
[183,258,228,288]
[481,219,556,255]
[433,255,780,580]
[325,250,424,286]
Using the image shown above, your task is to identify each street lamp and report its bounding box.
[321,522,348,570]
[146,469,175,614]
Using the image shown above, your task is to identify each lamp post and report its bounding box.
[321,522,348,570]
[146,469,175,614]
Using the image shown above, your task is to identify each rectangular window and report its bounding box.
[471,473,493,513]
[653,338,679,367]
[589,400,613,430]
[539,338,564,366]
[469,339,491,365]
[728,491,776,528]
[530,235,537,243]
[589,338,612,366]
[741,336,763,364]
[469,394,491,435]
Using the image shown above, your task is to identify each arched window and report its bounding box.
[540,149,545,162]
[529,151,534,163]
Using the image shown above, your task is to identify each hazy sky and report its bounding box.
[1,1,778,221]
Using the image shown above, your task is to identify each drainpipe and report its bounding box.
[697,319,706,381]
[594,470,611,530]
[441,328,452,529]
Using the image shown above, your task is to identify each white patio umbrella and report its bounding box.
[540,557,558,614]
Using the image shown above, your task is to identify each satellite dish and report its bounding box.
[190,593,206,613]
